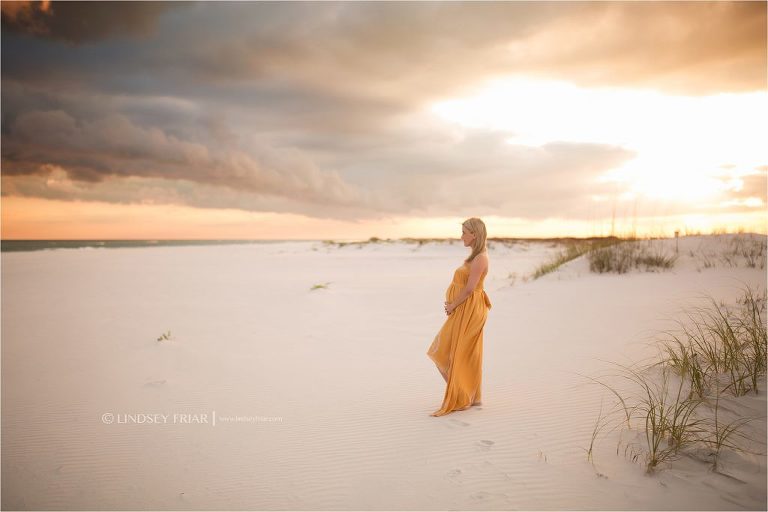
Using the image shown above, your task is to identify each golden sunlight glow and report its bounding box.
[430,76,767,205]
[4,196,765,241]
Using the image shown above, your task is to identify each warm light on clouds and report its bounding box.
[1,2,766,239]
[3,195,765,241]
[0,196,376,240]
[431,76,767,209]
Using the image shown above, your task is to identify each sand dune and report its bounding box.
[2,234,765,510]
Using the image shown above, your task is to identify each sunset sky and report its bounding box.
[1,1,766,240]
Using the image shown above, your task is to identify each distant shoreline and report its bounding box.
[1,237,614,253]
[3,233,762,253]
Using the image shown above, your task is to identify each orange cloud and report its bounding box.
[1,0,179,42]
[1,0,51,36]
[1,1,50,20]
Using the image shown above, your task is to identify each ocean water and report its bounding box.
[0,240,320,253]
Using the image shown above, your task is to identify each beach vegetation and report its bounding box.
[532,238,619,279]
[588,284,766,474]
[588,239,677,274]
[691,234,766,271]
[661,285,767,397]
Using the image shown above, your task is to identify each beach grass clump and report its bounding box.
[532,236,675,279]
[322,237,393,248]
[400,237,436,247]
[532,239,619,279]
[588,239,677,274]
[704,384,755,471]
[660,285,767,397]
[738,286,768,391]
[611,364,706,472]
[727,235,766,269]
[661,337,708,399]
[593,361,749,474]
[692,234,767,270]
[636,250,677,270]
[588,241,636,274]
[588,284,765,474]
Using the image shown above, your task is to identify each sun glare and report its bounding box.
[430,76,767,206]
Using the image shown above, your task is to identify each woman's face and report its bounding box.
[461,225,476,247]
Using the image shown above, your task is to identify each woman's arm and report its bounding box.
[447,255,487,314]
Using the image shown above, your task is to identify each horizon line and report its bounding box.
[3,232,764,243]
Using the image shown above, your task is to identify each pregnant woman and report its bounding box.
[427,217,492,417]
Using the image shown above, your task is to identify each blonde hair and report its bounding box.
[462,217,488,264]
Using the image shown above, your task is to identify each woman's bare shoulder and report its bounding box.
[471,251,490,271]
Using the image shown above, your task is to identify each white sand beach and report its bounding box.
[2,234,766,510]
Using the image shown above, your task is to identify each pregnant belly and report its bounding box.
[445,283,459,302]
[446,283,489,305]
[446,282,468,302]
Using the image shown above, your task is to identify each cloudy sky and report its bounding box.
[1,1,766,240]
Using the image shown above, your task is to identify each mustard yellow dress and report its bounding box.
[427,261,492,416]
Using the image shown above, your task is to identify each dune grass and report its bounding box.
[604,363,705,472]
[323,237,389,248]
[584,399,612,464]
[727,235,766,269]
[588,239,678,274]
[705,383,755,472]
[690,234,767,270]
[532,238,620,279]
[661,285,767,397]
[531,237,679,280]
[156,330,172,342]
[588,284,766,474]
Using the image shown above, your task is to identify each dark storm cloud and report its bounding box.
[1,105,373,210]
[1,0,188,43]
[157,1,765,97]
[1,121,635,221]
[5,2,763,99]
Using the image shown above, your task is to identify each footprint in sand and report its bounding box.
[474,439,495,452]
[470,491,510,503]
[446,468,463,484]
[449,418,471,427]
